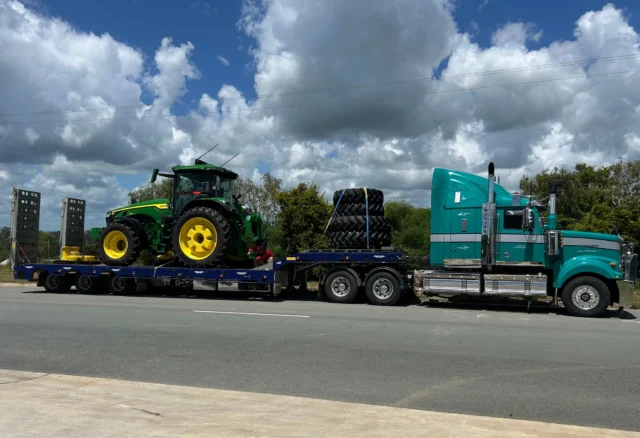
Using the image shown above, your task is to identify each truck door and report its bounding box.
[447,208,480,261]
[496,209,543,264]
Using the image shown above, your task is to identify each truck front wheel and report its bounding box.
[561,276,611,317]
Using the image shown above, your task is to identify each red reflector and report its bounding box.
[193,191,201,195]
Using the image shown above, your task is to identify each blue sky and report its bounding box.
[35,0,640,196]
[4,0,640,230]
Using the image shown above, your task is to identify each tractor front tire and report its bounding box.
[172,207,231,268]
[97,222,141,266]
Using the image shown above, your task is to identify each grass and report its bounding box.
[0,265,22,283]
[632,289,640,310]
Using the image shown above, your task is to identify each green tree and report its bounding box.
[128,178,172,204]
[384,200,430,256]
[236,172,282,226]
[0,226,10,260]
[274,182,332,255]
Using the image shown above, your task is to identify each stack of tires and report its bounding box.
[327,188,392,249]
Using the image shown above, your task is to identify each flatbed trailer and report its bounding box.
[12,248,412,305]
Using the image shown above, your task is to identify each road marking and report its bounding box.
[193,310,310,318]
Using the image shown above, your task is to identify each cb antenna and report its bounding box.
[195,144,219,163]
[220,153,240,168]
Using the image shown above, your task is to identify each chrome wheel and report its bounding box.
[372,278,393,300]
[571,285,599,310]
[330,276,351,297]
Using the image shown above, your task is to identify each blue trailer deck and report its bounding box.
[11,248,409,305]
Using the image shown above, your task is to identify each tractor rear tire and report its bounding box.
[334,203,384,216]
[327,215,391,233]
[97,222,141,266]
[333,188,383,206]
[327,230,392,249]
[172,206,231,268]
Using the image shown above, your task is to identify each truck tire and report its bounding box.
[43,274,72,293]
[334,203,384,216]
[324,270,359,303]
[327,215,391,233]
[97,222,141,266]
[172,206,231,268]
[561,276,611,317]
[333,188,383,206]
[75,275,103,294]
[108,276,136,295]
[365,271,402,306]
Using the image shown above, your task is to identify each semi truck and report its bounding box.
[10,162,638,318]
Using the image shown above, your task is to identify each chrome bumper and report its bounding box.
[616,279,635,309]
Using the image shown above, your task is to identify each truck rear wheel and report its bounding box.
[561,276,611,317]
[365,271,402,306]
[324,270,359,303]
[172,206,231,268]
[97,222,141,266]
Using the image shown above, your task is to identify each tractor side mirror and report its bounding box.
[522,207,534,231]
[151,168,159,183]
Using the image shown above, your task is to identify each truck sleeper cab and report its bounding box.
[419,163,638,317]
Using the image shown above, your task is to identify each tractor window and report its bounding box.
[503,209,524,230]
[174,173,217,213]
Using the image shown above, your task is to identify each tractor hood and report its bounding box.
[108,198,170,215]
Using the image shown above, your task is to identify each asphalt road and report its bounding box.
[1,285,640,431]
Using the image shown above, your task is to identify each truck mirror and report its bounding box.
[522,207,534,231]
[151,168,159,183]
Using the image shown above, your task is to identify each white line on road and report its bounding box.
[193,310,310,318]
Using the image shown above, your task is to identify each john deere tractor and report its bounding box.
[92,159,265,268]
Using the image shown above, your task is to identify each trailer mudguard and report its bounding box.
[554,256,621,289]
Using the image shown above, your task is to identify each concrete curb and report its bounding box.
[0,369,638,438]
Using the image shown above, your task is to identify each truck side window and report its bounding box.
[503,210,523,230]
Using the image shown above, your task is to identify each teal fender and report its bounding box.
[554,256,621,289]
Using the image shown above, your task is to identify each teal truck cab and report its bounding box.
[416,162,638,317]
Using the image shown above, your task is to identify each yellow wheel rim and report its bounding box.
[179,217,217,260]
[103,230,128,259]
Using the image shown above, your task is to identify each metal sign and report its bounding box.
[60,198,86,251]
[10,188,41,265]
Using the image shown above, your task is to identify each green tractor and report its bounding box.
[92,159,265,268]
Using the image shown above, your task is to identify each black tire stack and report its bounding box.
[327,188,391,249]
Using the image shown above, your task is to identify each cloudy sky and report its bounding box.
[1,0,640,230]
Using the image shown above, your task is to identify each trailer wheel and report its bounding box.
[561,276,611,317]
[43,274,72,293]
[324,270,359,303]
[108,276,136,295]
[365,271,402,306]
[75,275,102,294]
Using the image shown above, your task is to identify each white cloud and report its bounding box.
[216,55,230,66]
[1,0,640,232]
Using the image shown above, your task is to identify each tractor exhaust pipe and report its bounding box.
[481,162,497,266]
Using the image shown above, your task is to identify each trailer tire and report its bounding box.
[324,270,359,303]
[43,274,72,293]
[333,188,384,206]
[75,275,102,294]
[108,276,136,295]
[365,271,402,306]
[561,276,611,317]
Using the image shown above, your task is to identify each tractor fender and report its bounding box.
[554,256,621,289]
[181,199,238,217]
[113,216,149,247]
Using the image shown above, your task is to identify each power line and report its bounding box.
[1,67,638,126]
[1,53,639,119]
